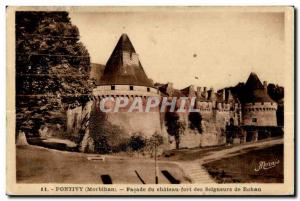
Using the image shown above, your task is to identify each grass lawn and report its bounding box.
[203,144,283,183]
[16,145,189,184]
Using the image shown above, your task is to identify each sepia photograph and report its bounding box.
[6,6,294,195]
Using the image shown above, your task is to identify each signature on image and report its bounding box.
[254,159,280,172]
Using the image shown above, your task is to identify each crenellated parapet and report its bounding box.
[93,85,160,98]
[243,102,277,112]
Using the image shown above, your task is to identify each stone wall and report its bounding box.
[66,106,82,133]
[66,101,93,133]
[200,120,226,147]
[168,107,228,148]
[27,101,94,151]
[168,129,202,149]
[90,97,163,138]
[106,112,163,138]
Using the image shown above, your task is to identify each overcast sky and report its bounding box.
[70,8,286,89]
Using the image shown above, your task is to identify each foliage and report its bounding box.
[15,11,93,136]
[267,84,284,102]
[267,84,284,126]
[128,135,147,151]
[128,133,164,157]
[143,133,164,156]
[188,112,202,133]
[165,112,186,149]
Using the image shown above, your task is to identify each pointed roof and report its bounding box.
[244,72,264,90]
[108,33,136,56]
[99,34,153,87]
[242,72,274,103]
[180,85,196,97]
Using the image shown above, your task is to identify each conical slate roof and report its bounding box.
[242,72,274,103]
[99,34,153,87]
[245,72,264,90]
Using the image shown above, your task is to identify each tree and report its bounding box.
[165,112,186,149]
[188,112,202,133]
[129,135,147,151]
[15,11,93,137]
[267,84,284,126]
[267,83,284,102]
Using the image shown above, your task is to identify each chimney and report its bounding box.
[196,87,202,98]
[263,81,268,92]
[203,87,208,99]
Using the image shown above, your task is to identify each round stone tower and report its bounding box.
[92,34,163,138]
[241,72,277,126]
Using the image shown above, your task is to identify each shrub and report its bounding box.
[128,134,147,151]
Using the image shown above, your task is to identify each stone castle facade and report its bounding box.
[67,33,281,150]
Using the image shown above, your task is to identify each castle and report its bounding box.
[77,33,282,150]
[91,34,163,138]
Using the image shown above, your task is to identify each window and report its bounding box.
[252,118,257,122]
[147,87,150,92]
[111,85,115,90]
[130,86,133,90]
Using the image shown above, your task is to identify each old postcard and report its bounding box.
[6,6,294,195]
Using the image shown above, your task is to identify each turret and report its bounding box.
[209,87,216,101]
